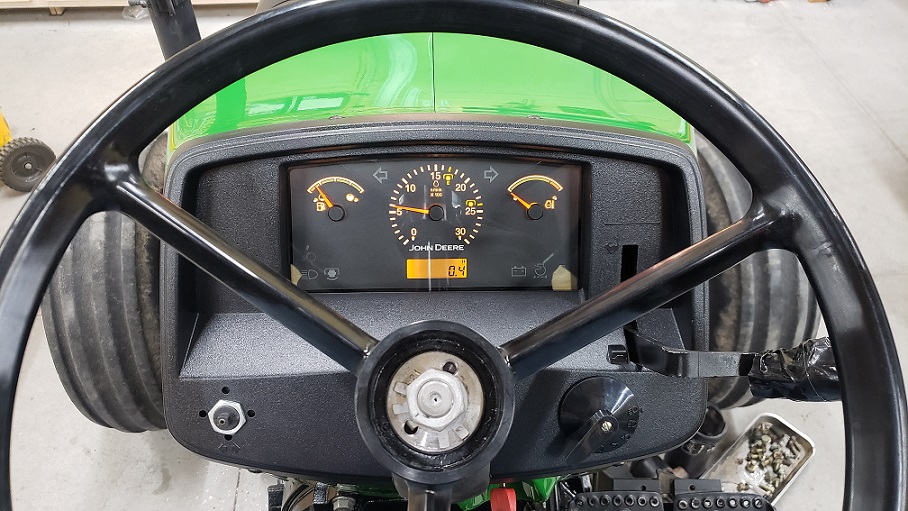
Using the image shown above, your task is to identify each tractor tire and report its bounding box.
[698,134,821,409]
[0,137,56,193]
[41,133,168,432]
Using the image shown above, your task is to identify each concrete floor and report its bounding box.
[1,0,906,509]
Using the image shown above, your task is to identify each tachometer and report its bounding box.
[388,164,483,246]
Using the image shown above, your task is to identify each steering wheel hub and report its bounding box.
[386,352,484,453]
[355,321,514,495]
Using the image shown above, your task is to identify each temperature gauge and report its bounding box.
[307,176,364,222]
[507,175,563,220]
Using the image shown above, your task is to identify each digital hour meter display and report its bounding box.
[406,258,468,280]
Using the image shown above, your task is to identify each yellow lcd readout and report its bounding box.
[406,259,468,280]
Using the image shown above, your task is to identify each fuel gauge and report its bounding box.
[506,175,563,220]
[307,176,364,222]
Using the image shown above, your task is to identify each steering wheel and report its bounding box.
[0,0,905,509]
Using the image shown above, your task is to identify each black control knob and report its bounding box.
[558,377,640,465]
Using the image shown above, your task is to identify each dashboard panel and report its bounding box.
[160,118,708,483]
[289,157,581,291]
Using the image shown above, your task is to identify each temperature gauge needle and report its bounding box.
[391,204,431,215]
[510,192,533,210]
[316,186,334,208]
[511,192,545,221]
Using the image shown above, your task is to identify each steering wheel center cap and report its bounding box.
[411,371,463,421]
[386,352,484,453]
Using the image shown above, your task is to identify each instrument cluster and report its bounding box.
[289,156,582,291]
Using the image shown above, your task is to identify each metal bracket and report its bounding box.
[146,0,201,58]
[625,328,756,378]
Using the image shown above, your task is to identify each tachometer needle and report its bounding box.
[510,192,533,210]
[316,186,334,208]
[391,204,431,215]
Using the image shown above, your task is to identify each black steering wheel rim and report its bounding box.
[0,0,904,509]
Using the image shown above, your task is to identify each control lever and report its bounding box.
[563,409,619,466]
[558,377,640,466]
[624,328,840,402]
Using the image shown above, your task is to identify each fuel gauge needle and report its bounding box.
[391,204,431,215]
[316,185,334,208]
[510,192,533,210]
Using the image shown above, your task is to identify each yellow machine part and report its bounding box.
[0,113,11,146]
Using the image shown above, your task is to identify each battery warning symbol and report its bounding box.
[511,266,527,277]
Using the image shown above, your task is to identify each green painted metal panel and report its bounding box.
[172,34,689,150]
[172,33,436,148]
[432,34,689,142]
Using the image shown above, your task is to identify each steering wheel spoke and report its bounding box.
[113,165,376,372]
[502,206,786,379]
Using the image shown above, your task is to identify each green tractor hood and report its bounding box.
[172,33,689,149]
